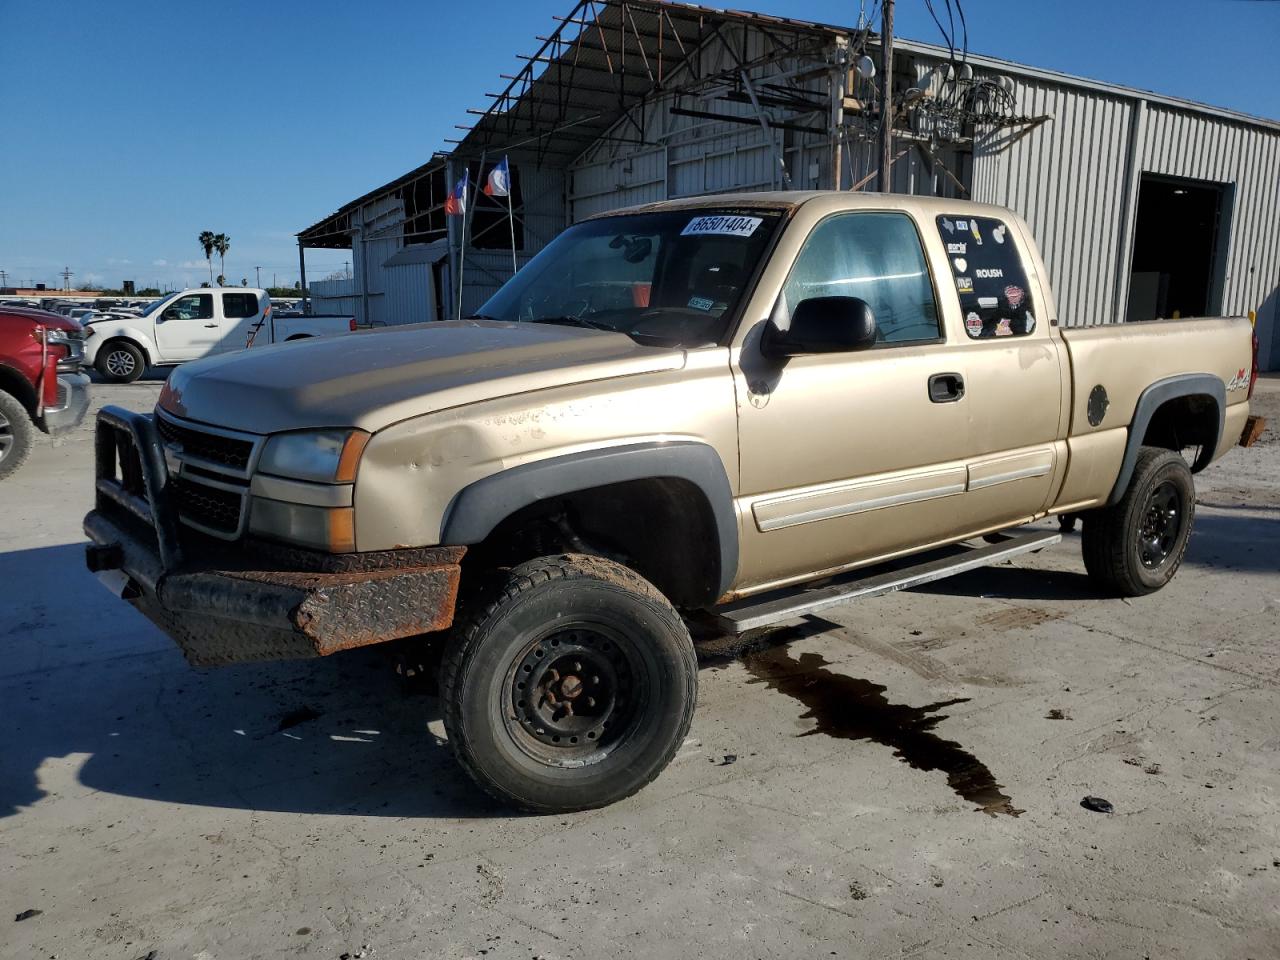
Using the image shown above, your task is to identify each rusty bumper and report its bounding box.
[85,508,463,666]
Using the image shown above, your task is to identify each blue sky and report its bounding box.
[2,0,1277,291]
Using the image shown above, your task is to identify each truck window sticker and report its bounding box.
[680,215,763,238]
[936,215,1037,340]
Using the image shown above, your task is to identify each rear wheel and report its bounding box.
[0,390,35,480]
[1082,446,1195,596]
[441,554,697,812]
[96,341,145,383]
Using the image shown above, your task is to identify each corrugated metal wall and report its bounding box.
[970,78,1136,328]
[308,278,357,317]
[969,66,1280,365]
[1139,103,1280,367]
[383,261,436,327]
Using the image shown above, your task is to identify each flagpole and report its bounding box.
[504,157,517,276]
[455,168,467,321]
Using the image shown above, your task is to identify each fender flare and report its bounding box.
[441,441,739,597]
[1106,373,1224,505]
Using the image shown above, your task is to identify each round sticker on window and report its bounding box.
[965,311,983,337]
[953,257,967,273]
[992,224,1007,244]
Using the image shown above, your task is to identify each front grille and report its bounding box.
[156,415,253,471]
[171,475,243,535]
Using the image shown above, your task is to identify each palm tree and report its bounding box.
[198,231,216,284]
[213,234,230,286]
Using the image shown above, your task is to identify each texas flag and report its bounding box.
[484,156,511,198]
[444,169,469,216]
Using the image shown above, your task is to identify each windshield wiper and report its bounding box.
[526,315,617,333]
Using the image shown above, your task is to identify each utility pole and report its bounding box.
[877,0,895,193]
[0,269,8,289]
[254,265,261,288]
[61,266,74,291]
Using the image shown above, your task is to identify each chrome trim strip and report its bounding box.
[967,462,1053,491]
[757,480,967,532]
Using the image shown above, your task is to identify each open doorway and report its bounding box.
[1125,174,1231,322]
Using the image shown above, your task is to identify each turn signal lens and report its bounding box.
[336,431,369,483]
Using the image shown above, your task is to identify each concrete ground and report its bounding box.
[2,375,1278,960]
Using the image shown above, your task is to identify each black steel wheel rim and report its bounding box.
[106,349,135,377]
[0,409,12,461]
[1138,480,1182,568]
[502,622,648,767]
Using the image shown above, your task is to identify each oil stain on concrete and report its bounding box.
[743,643,1022,817]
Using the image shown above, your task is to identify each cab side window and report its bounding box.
[781,212,940,344]
[935,215,1038,339]
[167,294,213,321]
[222,292,260,318]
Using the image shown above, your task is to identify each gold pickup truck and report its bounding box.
[84,192,1256,812]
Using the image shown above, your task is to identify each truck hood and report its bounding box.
[158,319,686,435]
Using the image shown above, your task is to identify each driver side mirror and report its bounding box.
[762,296,877,357]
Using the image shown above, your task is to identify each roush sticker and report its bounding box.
[956,276,974,294]
[946,242,966,255]
[953,257,968,273]
[975,268,1004,279]
[1004,284,1025,309]
[687,295,715,311]
[680,215,762,237]
[965,312,983,337]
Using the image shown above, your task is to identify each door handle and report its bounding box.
[203,323,218,328]
[928,372,965,403]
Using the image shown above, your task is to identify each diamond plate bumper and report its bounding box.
[85,508,464,666]
[83,405,464,667]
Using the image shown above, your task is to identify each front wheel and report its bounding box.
[0,390,35,480]
[441,554,697,813]
[1082,446,1195,596]
[96,341,146,383]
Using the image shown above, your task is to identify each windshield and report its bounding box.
[476,208,784,347]
[139,296,172,317]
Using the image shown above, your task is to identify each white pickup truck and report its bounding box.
[83,288,357,383]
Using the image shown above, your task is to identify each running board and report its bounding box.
[713,530,1062,634]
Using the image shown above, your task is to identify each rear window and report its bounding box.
[222,292,261,319]
[936,215,1038,339]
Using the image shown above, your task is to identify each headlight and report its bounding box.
[258,429,369,483]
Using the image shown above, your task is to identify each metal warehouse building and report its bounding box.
[297,0,1280,368]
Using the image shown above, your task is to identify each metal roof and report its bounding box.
[299,0,1279,241]
[447,0,854,165]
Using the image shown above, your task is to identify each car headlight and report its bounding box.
[258,429,370,483]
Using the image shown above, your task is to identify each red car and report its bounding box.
[0,306,90,478]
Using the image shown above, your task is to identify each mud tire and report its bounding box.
[1082,446,1195,597]
[441,554,697,813]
